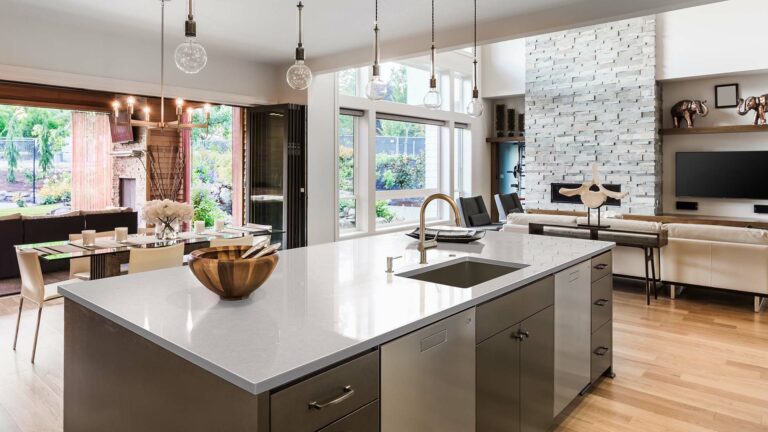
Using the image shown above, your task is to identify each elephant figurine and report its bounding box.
[671,100,709,128]
[737,95,768,125]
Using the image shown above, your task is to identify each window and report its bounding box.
[454,126,471,199]
[0,105,74,216]
[190,105,234,226]
[375,118,441,227]
[338,114,357,231]
[454,75,473,113]
[338,69,358,97]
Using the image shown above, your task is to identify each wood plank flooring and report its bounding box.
[0,278,766,431]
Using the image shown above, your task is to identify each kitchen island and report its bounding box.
[60,231,615,432]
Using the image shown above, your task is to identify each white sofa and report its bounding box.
[661,224,768,300]
[503,214,768,311]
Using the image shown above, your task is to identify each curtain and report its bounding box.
[71,112,114,210]
[232,107,244,224]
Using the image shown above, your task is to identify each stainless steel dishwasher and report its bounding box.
[381,308,476,432]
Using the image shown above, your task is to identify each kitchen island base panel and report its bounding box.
[63,299,269,432]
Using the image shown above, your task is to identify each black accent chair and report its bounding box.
[494,193,524,222]
[457,196,503,231]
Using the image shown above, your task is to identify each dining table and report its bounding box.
[14,225,277,280]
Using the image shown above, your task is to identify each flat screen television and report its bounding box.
[676,151,768,199]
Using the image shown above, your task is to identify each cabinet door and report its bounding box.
[520,306,554,432]
[477,326,520,432]
[381,309,476,432]
[553,261,591,416]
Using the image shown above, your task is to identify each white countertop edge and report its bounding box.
[60,243,615,395]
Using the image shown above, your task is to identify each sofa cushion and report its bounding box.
[666,223,768,246]
[576,217,663,233]
[0,213,21,221]
[22,210,80,220]
[507,213,578,226]
[81,208,122,215]
[0,218,23,278]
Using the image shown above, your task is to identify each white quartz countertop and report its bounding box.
[59,231,614,395]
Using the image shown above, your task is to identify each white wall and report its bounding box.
[0,1,281,105]
[306,73,339,245]
[661,73,768,219]
[481,39,526,98]
[657,0,768,80]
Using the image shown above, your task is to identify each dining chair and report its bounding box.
[68,231,116,280]
[457,196,503,231]
[494,192,524,222]
[210,235,255,248]
[128,243,185,274]
[14,250,80,363]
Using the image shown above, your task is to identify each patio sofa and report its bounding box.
[0,208,137,279]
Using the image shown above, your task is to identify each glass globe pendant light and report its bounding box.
[423,0,442,109]
[174,0,207,74]
[286,1,313,90]
[365,0,388,100]
[466,0,484,117]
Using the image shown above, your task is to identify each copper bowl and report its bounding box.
[188,246,279,300]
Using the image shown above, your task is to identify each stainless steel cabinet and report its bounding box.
[553,261,591,416]
[476,292,554,432]
[381,309,476,432]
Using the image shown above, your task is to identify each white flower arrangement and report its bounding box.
[141,200,194,238]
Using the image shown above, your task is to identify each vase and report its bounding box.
[156,218,180,240]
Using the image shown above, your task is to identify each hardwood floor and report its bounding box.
[0,278,766,431]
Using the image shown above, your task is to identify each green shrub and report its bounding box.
[40,171,71,204]
[192,188,227,227]
[375,200,396,222]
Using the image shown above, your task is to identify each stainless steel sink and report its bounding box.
[397,257,528,288]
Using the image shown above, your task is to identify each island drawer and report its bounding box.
[476,276,554,343]
[591,275,613,333]
[270,350,380,432]
[590,321,612,382]
[591,252,612,282]
[317,400,379,432]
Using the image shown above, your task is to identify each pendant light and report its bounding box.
[466,0,484,117]
[286,1,313,90]
[365,0,388,100]
[423,0,442,109]
[174,0,207,74]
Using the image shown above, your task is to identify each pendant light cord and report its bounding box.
[160,0,165,124]
[472,0,478,92]
[188,0,193,19]
[431,0,435,44]
[373,0,380,71]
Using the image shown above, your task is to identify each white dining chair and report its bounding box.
[14,250,80,363]
[209,235,256,248]
[68,231,116,280]
[127,243,185,274]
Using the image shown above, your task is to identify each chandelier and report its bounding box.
[111,0,210,131]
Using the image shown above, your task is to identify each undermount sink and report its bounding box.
[397,257,529,288]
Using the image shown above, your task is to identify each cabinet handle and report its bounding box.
[511,332,524,341]
[519,330,530,339]
[594,346,609,356]
[594,298,609,306]
[594,263,608,270]
[308,385,355,410]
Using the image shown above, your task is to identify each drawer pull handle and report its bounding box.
[594,346,609,356]
[309,385,355,410]
[594,298,609,306]
[594,263,608,270]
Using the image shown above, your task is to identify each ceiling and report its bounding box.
[8,0,725,71]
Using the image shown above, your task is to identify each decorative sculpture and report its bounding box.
[559,164,628,227]
[737,94,768,125]
[670,100,709,128]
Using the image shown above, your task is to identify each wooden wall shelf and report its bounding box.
[486,136,526,143]
[661,125,768,135]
